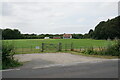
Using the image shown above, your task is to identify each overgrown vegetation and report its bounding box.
[83,40,120,56]
[2,42,22,69]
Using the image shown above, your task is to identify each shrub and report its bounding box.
[2,42,22,69]
[104,40,120,56]
[83,40,120,56]
[85,47,94,55]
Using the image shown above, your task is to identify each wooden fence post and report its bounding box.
[80,47,81,52]
[41,43,44,52]
[31,46,32,51]
[65,43,67,51]
[22,46,23,54]
[58,43,62,51]
[71,42,74,51]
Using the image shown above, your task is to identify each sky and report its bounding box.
[0,0,119,34]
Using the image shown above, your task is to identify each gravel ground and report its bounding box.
[14,53,110,67]
[14,53,108,64]
[3,53,118,78]
[13,53,114,69]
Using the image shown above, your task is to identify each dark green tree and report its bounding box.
[91,16,120,40]
[2,28,22,39]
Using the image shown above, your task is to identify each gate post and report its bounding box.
[58,43,62,51]
[41,43,44,52]
[71,42,74,51]
[65,43,67,51]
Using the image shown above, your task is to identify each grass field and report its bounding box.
[3,39,115,54]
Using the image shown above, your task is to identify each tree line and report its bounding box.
[87,16,120,39]
[1,16,120,40]
[70,16,120,40]
[1,28,64,39]
[1,28,87,39]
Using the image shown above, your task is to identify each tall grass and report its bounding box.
[104,40,120,56]
[83,40,120,56]
[2,42,22,69]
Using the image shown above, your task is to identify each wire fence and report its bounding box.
[14,42,108,54]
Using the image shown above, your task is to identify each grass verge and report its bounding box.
[60,51,118,59]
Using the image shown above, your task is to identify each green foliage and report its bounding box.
[104,40,120,56]
[72,34,84,39]
[84,40,120,56]
[83,47,96,55]
[2,42,22,69]
[2,28,22,39]
[2,28,63,39]
[98,16,120,39]
[87,16,120,40]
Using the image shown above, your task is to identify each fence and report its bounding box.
[14,42,107,54]
[14,43,75,53]
[41,43,61,52]
[41,43,75,52]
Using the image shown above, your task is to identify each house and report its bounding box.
[44,37,50,39]
[53,37,61,39]
[63,34,72,39]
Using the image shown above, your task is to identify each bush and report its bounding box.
[104,40,120,56]
[83,40,120,56]
[2,42,22,69]
[84,47,94,55]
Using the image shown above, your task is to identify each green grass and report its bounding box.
[3,39,115,54]
[3,39,114,48]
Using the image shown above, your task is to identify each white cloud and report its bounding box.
[0,0,119,2]
[77,18,85,23]
[0,2,118,34]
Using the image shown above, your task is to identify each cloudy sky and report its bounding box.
[0,0,119,34]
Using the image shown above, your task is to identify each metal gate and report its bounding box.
[41,43,62,52]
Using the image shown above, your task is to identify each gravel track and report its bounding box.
[14,53,115,69]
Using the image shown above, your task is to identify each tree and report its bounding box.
[2,28,22,39]
[88,29,94,38]
[72,34,83,39]
[91,16,120,40]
